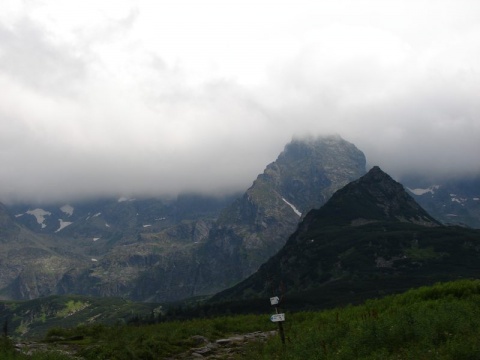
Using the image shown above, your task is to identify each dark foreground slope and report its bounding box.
[211,167,480,310]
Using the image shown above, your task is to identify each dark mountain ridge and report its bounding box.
[312,166,440,227]
[211,166,480,309]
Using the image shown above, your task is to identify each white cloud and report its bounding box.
[1,0,480,203]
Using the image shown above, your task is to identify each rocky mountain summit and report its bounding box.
[0,135,366,302]
[315,165,441,227]
[190,135,366,297]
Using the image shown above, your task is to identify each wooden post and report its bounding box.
[270,296,285,345]
[275,306,286,345]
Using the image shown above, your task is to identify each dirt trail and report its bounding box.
[15,330,277,359]
[169,330,277,359]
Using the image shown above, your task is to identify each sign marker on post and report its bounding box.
[270,313,285,322]
[270,296,280,306]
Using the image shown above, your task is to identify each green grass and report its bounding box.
[7,279,480,359]
[0,294,161,339]
[244,279,480,359]
[44,314,274,359]
[1,336,72,360]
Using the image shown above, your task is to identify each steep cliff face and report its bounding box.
[269,135,367,212]
[0,227,90,300]
[191,135,366,297]
[53,218,214,301]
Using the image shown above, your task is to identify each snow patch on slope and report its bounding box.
[282,198,302,217]
[450,194,467,205]
[26,208,51,228]
[55,219,73,232]
[60,204,74,216]
[408,185,440,196]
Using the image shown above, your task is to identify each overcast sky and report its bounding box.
[1,0,479,203]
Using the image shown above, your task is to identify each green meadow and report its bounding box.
[2,279,480,359]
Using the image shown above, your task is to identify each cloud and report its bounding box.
[1,0,480,203]
[0,18,86,96]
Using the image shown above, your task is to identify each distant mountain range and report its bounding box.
[9,194,235,236]
[405,176,480,228]
[211,166,480,309]
[0,135,367,301]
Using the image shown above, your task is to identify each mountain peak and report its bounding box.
[196,136,366,296]
[366,165,385,176]
[309,166,440,227]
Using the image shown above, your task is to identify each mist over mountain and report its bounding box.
[2,1,480,208]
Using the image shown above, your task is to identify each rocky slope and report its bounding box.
[0,224,90,300]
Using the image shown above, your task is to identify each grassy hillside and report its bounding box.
[0,295,161,340]
[245,279,480,359]
[3,279,480,359]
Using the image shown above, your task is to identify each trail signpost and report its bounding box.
[270,296,280,306]
[270,313,285,322]
[269,295,286,344]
